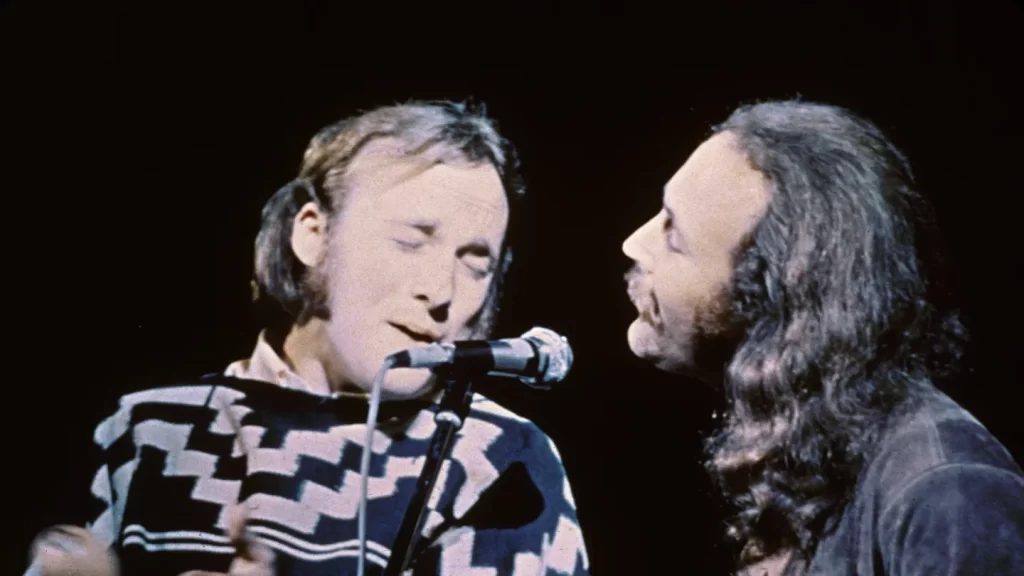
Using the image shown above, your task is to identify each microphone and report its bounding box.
[386,326,573,389]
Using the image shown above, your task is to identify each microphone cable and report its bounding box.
[357,354,397,576]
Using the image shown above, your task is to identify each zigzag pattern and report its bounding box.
[77,382,590,575]
[245,453,426,532]
[545,515,589,575]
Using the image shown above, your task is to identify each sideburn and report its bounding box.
[295,258,333,327]
[690,281,746,388]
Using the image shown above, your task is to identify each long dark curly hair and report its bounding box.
[702,101,969,573]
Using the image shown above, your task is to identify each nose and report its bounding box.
[622,215,657,263]
[412,254,455,321]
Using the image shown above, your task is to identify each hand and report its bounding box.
[179,503,276,576]
[28,525,120,576]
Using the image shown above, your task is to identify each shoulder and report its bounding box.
[862,392,1024,531]
[109,382,228,411]
[450,395,588,567]
[92,380,257,448]
[875,451,1024,572]
[457,394,577,505]
[865,391,1022,500]
[884,460,1024,517]
[849,394,1024,573]
[465,393,566,464]
[467,393,538,434]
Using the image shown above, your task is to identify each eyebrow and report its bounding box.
[661,195,688,249]
[461,239,497,259]
[661,185,674,218]
[390,218,437,235]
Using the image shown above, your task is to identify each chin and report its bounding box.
[627,319,703,375]
[657,358,701,377]
[380,368,438,400]
[627,317,670,361]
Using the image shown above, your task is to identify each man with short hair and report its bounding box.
[622,100,1024,575]
[29,101,589,576]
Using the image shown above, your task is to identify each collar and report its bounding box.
[225,330,371,399]
[224,330,443,403]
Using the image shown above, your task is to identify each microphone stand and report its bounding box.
[383,372,475,575]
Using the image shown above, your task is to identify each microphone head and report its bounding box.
[520,326,574,387]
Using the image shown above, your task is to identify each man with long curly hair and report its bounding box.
[622,100,1024,575]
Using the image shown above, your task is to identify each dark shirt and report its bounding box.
[803,391,1024,575]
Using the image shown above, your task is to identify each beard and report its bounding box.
[625,264,743,386]
[689,287,745,386]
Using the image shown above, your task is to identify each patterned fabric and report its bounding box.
[79,375,589,575]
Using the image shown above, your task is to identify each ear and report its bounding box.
[290,201,328,267]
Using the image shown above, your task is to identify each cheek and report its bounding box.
[325,246,405,314]
[449,276,492,323]
[652,262,729,336]
[653,266,696,323]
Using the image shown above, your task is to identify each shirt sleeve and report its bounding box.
[416,423,590,576]
[83,397,140,551]
[879,462,1024,576]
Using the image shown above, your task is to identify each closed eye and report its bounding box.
[394,237,425,251]
[662,210,685,253]
[392,223,433,251]
[459,245,495,277]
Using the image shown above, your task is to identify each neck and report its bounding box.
[671,361,727,392]
[276,319,446,402]
[690,330,743,390]
[280,319,345,396]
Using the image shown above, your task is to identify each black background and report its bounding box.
[3,1,1022,573]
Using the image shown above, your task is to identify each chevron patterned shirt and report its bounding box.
[78,335,590,575]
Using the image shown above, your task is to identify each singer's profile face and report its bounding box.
[622,132,769,378]
[318,154,508,398]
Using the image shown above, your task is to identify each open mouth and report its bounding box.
[388,322,438,344]
[640,303,660,326]
[635,292,661,325]
[626,270,661,326]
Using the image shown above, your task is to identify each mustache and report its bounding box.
[624,265,647,297]
[623,264,644,285]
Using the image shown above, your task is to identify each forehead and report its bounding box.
[344,152,509,240]
[664,131,770,252]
